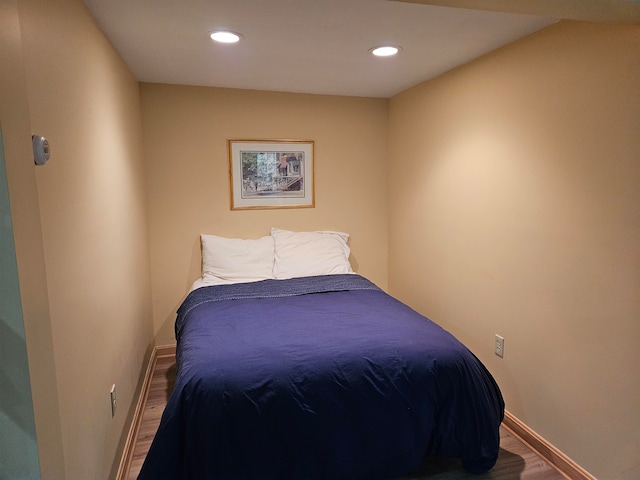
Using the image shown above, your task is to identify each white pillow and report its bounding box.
[199,234,275,286]
[271,227,353,279]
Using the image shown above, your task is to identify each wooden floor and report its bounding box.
[125,355,567,480]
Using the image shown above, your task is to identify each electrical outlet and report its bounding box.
[495,334,504,358]
[110,384,117,417]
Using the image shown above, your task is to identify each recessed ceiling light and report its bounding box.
[210,31,242,43]
[370,46,401,57]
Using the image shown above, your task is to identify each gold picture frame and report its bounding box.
[228,139,315,210]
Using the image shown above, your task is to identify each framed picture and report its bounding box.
[228,139,315,210]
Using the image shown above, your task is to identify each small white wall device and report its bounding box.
[32,135,50,165]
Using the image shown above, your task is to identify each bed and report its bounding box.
[138,230,504,480]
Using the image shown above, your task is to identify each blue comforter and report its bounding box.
[139,275,504,479]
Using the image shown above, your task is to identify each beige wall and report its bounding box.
[388,21,639,480]
[141,84,389,344]
[1,0,154,478]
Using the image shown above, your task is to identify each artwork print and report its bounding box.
[241,150,305,199]
[229,140,314,210]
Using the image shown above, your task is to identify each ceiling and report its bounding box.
[82,0,640,98]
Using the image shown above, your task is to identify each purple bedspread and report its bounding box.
[139,274,504,480]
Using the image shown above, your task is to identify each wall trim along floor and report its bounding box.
[115,344,176,480]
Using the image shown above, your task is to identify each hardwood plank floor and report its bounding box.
[125,355,567,480]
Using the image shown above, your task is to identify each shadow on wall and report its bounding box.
[158,302,183,344]
[155,237,201,344]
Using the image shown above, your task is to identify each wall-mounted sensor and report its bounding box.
[32,135,50,165]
